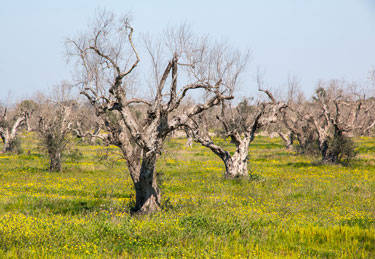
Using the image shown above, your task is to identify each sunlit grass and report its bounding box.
[0,133,374,258]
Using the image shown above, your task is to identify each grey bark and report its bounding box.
[184,127,193,148]
[278,131,294,150]
[188,101,274,178]
[67,12,244,213]
[0,112,26,153]
[49,151,62,172]
[134,153,161,212]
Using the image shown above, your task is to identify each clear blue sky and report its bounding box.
[1,0,374,102]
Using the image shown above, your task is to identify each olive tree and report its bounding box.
[308,82,374,163]
[34,84,77,171]
[185,88,285,178]
[281,80,375,163]
[37,103,73,171]
[66,11,247,213]
[0,107,28,153]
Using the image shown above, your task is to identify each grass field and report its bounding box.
[0,132,374,258]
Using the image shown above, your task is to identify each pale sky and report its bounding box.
[1,0,374,102]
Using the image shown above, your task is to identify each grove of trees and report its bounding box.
[1,10,375,214]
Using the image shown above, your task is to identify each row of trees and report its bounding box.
[278,79,375,163]
[1,11,375,213]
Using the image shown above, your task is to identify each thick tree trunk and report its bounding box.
[127,152,161,214]
[223,155,248,178]
[184,127,193,148]
[278,131,294,150]
[286,132,294,150]
[2,139,11,153]
[319,140,328,162]
[1,135,17,153]
[321,152,338,164]
[223,140,249,178]
[186,135,193,148]
[49,152,62,172]
[0,116,25,153]
[319,140,338,164]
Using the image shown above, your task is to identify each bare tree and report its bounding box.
[185,89,285,178]
[308,81,375,163]
[281,80,375,163]
[66,11,247,213]
[276,75,305,149]
[37,103,72,171]
[183,126,193,147]
[34,84,77,171]
[69,101,106,145]
[16,99,38,132]
[0,107,28,153]
[278,77,313,152]
[280,103,314,152]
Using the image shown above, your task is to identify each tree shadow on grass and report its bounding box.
[286,162,313,168]
[4,196,115,215]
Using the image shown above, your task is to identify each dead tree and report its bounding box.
[0,108,28,153]
[282,80,375,163]
[15,100,38,132]
[34,84,78,172]
[36,101,73,172]
[308,82,375,163]
[69,101,106,145]
[277,131,294,150]
[184,126,193,148]
[66,11,247,213]
[186,90,285,178]
[276,74,306,150]
[280,102,316,153]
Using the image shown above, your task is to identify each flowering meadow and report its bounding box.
[0,133,374,258]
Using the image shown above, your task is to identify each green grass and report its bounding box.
[0,132,374,258]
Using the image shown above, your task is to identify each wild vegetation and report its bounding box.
[1,9,374,259]
[0,132,374,258]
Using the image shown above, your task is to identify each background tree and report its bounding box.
[66,11,247,213]
[275,75,305,150]
[185,88,285,178]
[309,81,373,163]
[0,106,28,153]
[280,80,375,164]
[69,101,105,145]
[34,83,77,171]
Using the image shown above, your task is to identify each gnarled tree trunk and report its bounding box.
[224,152,248,178]
[223,138,250,178]
[194,134,250,178]
[121,145,161,214]
[0,115,25,154]
[68,11,240,214]
[133,153,161,213]
[278,131,294,150]
[1,132,13,153]
[49,152,62,172]
[184,127,193,148]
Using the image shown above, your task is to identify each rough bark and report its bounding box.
[67,12,243,213]
[224,140,250,178]
[186,135,193,148]
[0,113,26,153]
[278,131,294,150]
[184,127,193,148]
[49,151,62,172]
[2,137,18,153]
[187,88,284,178]
[188,123,253,178]
[120,143,161,213]
[37,100,72,173]
[134,154,160,213]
